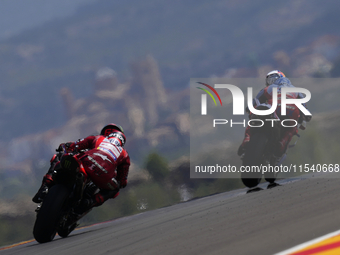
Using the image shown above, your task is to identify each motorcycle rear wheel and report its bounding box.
[241,132,268,188]
[33,184,70,243]
[58,222,78,238]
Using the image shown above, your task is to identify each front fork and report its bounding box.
[35,204,42,213]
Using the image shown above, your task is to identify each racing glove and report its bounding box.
[58,142,76,153]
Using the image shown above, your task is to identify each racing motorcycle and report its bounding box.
[33,146,99,243]
[240,104,300,189]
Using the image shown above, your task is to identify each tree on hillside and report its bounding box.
[145,153,169,183]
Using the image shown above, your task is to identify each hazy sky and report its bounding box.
[0,0,99,40]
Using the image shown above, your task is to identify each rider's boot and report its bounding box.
[74,189,120,215]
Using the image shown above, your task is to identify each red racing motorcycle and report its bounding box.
[240,104,301,189]
[33,146,99,243]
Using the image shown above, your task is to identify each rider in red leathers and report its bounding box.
[237,70,311,159]
[32,123,130,214]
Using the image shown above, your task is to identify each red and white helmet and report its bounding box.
[100,123,126,146]
[266,70,285,86]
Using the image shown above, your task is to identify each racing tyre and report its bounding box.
[241,132,268,188]
[58,222,78,238]
[33,184,70,243]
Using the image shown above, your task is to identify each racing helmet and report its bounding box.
[266,70,285,86]
[100,123,126,146]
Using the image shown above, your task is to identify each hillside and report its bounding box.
[1,0,340,141]
[0,0,98,40]
[1,1,340,245]
[0,0,339,187]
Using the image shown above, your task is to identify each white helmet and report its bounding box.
[266,70,286,86]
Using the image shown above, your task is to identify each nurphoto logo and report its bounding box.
[196,82,312,128]
[197,82,312,116]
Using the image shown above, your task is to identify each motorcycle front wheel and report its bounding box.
[33,184,70,243]
[241,132,268,188]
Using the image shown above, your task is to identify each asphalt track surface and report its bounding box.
[2,174,340,255]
